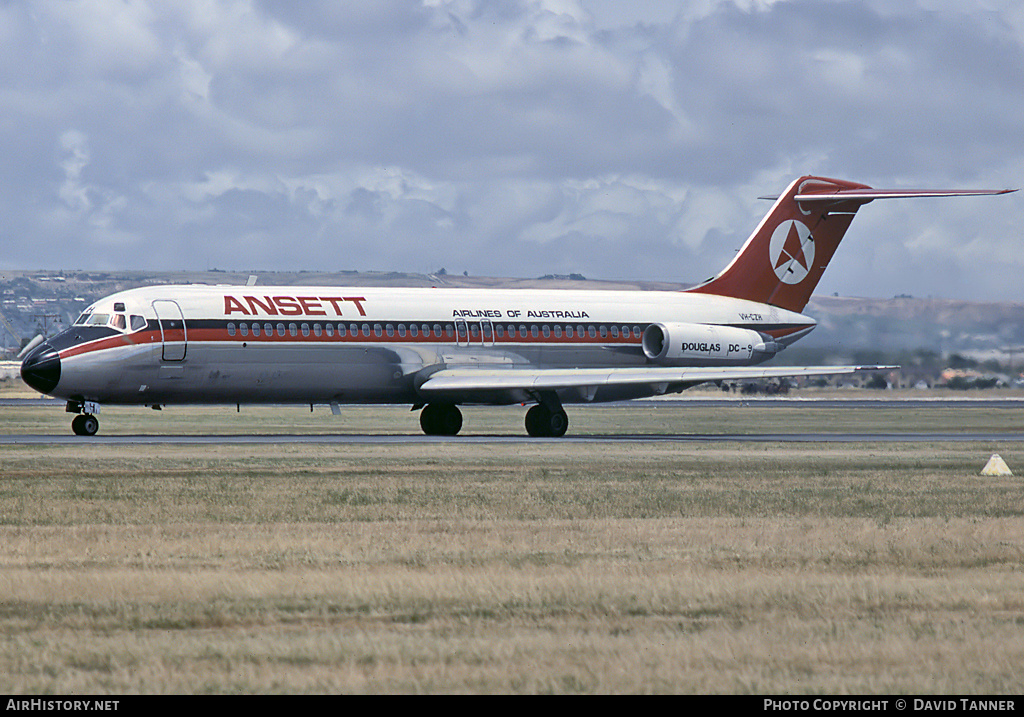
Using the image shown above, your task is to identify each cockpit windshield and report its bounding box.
[73,303,145,333]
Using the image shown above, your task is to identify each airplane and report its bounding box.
[20,175,1015,437]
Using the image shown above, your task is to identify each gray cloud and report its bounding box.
[0,0,1021,300]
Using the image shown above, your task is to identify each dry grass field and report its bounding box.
[0,400,1023,693]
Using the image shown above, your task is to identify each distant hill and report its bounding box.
[801,295,1024,359]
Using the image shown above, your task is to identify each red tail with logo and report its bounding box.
[687,176,1015,313]
[686,176,872,313]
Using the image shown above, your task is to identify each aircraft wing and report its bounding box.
[416,364,896,402]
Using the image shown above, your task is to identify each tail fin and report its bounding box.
[686,175,1015,313]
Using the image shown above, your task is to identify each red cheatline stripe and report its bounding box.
[59,332,157,359]
[57,322,813,359]
[57,329,645,358]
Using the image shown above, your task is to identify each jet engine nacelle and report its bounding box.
[641,322,780,364]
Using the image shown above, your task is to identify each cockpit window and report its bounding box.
[111,314,126,331]
[74,310,93,325]
[130,315,147,331]
[87,313,110,326]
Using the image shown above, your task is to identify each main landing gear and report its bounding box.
[417,400,569,438]
[67,400,100,436]
[419,403,463,436]
[524,403,569,438]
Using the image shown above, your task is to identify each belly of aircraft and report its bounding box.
[60,341,650,406]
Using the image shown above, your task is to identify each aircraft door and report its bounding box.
[153,300,187,361]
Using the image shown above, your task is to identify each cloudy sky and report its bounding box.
[1,0,1021,300]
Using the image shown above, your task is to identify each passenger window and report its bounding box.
[600,326,608,338]
[409,324,418,337]
[228,323,236,337]
[301,324,310,337]
[553,325,562,338]
[327,324,336,337]
[611,325,619,338]
[264,323,272,336]
[240,323,249,337]
[313,324,321,337]
[542,325,550,338]
[374,324,383,337]
[398,324,406,337]
[531,326,539,338]
[386,324,395,337]
[589,326,597,339]
[252,323,260,337]
[277,323,286,336]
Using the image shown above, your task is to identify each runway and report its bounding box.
[5,397,1024,409]
[2,431,1023,445]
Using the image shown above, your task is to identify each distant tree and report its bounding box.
[946,376,970,390]
[947,353,976,370]
[865,374,889,389]
[437,268,447,276]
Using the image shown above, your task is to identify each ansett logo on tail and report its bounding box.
[770,220,814,284]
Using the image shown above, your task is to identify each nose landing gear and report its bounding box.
[67,400,100,436]
[71,414,99,436]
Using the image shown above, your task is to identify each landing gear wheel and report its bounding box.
[419,403,463,436]
[71,414,99,436]
[525,404,569,438]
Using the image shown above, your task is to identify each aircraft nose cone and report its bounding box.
[21,342,61,395]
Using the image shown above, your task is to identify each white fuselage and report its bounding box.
[38,284,815,407]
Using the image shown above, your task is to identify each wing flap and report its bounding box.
[418,364,896,395]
